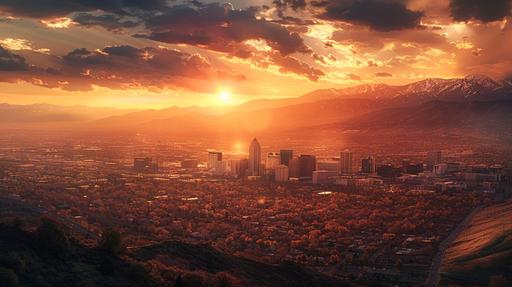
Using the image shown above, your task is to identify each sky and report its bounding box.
[0,0,511,109]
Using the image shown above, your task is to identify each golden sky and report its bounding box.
[0,0,511,109]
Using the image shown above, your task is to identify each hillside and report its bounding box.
[132,240,348,287]
[85,75,512,134]
[336,100,512,131]
[440,200,512,286]
[0,219,158,287]
[0,103,135,124]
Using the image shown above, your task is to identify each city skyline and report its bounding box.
[1,1,512,286]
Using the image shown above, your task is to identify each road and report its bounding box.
[424,206,482,287]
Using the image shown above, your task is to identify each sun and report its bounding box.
[218,90,231,104]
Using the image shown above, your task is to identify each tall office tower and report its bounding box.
[361,156,376,174]
[266,152,281,170]
[339,150,353,174]
[279,150,293,166]
[288,158,300,178]
[248,138,262,176]
[229,159,241,176]
[298,154,317,178]
[427,150,442,170]
[207,151,223,170]
[239,158,249,178]
[274,164,289,182]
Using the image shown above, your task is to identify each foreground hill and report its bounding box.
[132,240,348,287]
[0,220,158,287]
[0,216,348,287]
[440,200,512,286]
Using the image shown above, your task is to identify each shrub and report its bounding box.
[32,218,71,259]
[98,229,124,256]
[0,267,20,287]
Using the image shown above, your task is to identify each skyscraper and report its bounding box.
[288,158,300,178]
[361,156,376,174]
[280,150,293,166]
[207,151,222,170]
[266,152,281,170]
[427,150,442,171]
[298,154,316,178]
[339,150,353,174]
[248,138,261,176]
[274,165,289,182]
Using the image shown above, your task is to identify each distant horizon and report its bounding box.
[0,73,508,109]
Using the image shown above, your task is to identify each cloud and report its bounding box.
[136,3,310,57]
[270,52,325,81]
[0,0,168,18]
[375,72,393,77]
[450,0,512,22]
[0,45,246,92]
[0,46,29,71]
[273,0,308,11]
[73,13,140,31]
[0,38,50,54]
[319,0,424,31]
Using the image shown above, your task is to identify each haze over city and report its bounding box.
[0,1,511,287]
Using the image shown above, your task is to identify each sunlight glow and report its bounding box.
[218,90,231,104]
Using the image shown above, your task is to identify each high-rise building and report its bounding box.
[229,159,248,178]
[299,154,316,178]
[181,159,198,169]
[317,157,339,172]
[279,150,293,166]
[266,152,281,171]
[288,158,300,178]
[248,138,261,176]
[361,156,376,174]
[274,164,289,182]
[207,151,223,170]
[213,160,227,175]
[427,150,442,170]
[313,170,337,184]
[339,150,353,174]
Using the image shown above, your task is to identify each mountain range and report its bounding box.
[2,75,511,135]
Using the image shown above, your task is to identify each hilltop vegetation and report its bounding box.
[0,219,158,287]
[0,218,347,287]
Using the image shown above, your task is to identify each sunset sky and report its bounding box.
[0,0,511,109]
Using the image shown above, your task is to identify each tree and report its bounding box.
[32,218,70,259]
[0,267,20,287]
[98,229,124,256]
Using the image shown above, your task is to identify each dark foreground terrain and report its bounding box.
[0,218,348,287]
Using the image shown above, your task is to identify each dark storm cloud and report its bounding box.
[273,0,308,10]
[137,3,310,57]
[73,13,140,31]
[0,45,246,92]
[319,0,423,31]
[269,52,324,81]
[0,0,168,18]
[0,46,29,71]
[449,0,512,22]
